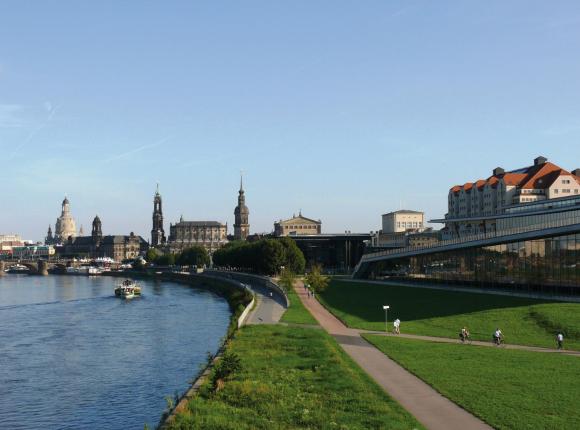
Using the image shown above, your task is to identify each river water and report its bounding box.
[0,274,231,430]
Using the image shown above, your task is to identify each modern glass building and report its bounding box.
[354,195,580,294]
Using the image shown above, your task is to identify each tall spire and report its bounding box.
[240,171,244,192]
[156,182,160,195]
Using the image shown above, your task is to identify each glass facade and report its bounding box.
[366,232,580,294]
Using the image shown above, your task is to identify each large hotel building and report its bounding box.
[354,156,580,294]
[442,156,580,238]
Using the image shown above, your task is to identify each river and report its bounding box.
[0,274,231,430]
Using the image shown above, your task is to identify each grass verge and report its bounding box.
[363,335,580,430]
[319,280,580,350]
[166,325,423,430]
[280,286,319,325]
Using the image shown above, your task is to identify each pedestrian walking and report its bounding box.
[556,332,564,350]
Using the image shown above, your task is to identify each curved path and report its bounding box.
[294,281,492,430]
[245,282,286,324]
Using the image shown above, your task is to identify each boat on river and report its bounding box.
[114,280,142,299]
[6,264,30,274]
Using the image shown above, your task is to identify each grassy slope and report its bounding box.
[363,335,580,430]
[319,280,580,350]
[280,286,318,325]
[168,325,422,430]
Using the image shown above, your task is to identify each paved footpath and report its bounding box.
[294,282,492,430]
[361,331,580,357]
[245,283,286,325]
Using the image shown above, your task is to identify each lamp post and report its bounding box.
[383,305,390,333]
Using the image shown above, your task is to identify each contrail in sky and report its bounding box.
[9,104,59,160]
[103,135,172,163]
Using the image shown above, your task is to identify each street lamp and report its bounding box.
[383,305,390,333]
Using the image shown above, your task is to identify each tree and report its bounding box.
[145,248,163,264]
[256,239,285,275]
[278,267,296,292]
[177,246,210,267]
[156,253,175,266]
[279,237,306,274]
[305,264,329,294]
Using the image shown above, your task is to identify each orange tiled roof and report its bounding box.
[475,179,486,190]
[450,185,462,193]
[501,173,527,186]
[487,176,499,188]
[519,162,570,189]
[463,182,474,192]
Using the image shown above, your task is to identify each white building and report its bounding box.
[382,210,425,233]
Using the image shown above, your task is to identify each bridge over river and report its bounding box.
[0,259,81,275]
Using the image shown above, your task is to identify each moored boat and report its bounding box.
[6,264,30,274]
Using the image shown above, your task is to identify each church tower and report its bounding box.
[45,225,54,245]
[234,175,250,240]
[151,184,166,247]
[92,215,103,243]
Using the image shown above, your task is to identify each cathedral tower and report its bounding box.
[151,184,166,247]
[234,175,250,240]
[92,215,103,243]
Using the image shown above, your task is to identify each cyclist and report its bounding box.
[459,327,470,343]
[493,328,503,346]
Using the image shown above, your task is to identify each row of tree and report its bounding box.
[212,237,306,275]
[145,245,210,267]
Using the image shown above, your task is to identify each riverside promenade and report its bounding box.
[294,281,492,430]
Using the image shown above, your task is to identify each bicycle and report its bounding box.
[459,333,472,345]
[493,336,506,347]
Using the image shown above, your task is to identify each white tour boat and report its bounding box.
[114,279,142,299]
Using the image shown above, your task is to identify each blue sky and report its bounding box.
[1,1,580,241]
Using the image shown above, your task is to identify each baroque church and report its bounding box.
[60,215,142,261]
[151,177,250,254]
[46,197,77,245]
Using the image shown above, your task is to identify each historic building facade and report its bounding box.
[168,217,228,254]
[60,215,142,261]
[151,185,166,247]
[54,197,77,244]
[274,212,322,236]
[233,176,250,241]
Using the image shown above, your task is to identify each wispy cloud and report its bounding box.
[8,103,60,159]
[103,135,172,163]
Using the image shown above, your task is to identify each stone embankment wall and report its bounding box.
[204,270,289,307]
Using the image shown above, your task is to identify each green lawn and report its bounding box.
[363,335,580,430]
[167,325,422,430]
[280,286,319,325]
[319,280,580,350]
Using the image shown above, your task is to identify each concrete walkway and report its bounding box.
[360,330,580,357]
[294,282,492,430]
[245,282,286,325]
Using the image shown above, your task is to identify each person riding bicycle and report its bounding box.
[459,327,470,343]
[493,328,503,345]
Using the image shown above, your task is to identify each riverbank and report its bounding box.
[163,275,422,429]
[165,325,422,430]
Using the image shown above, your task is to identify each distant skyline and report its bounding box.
[1,1,580,241]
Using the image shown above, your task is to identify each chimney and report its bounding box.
[572,168,580,177]
[493,167,505,176]
[534,156,547,166]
